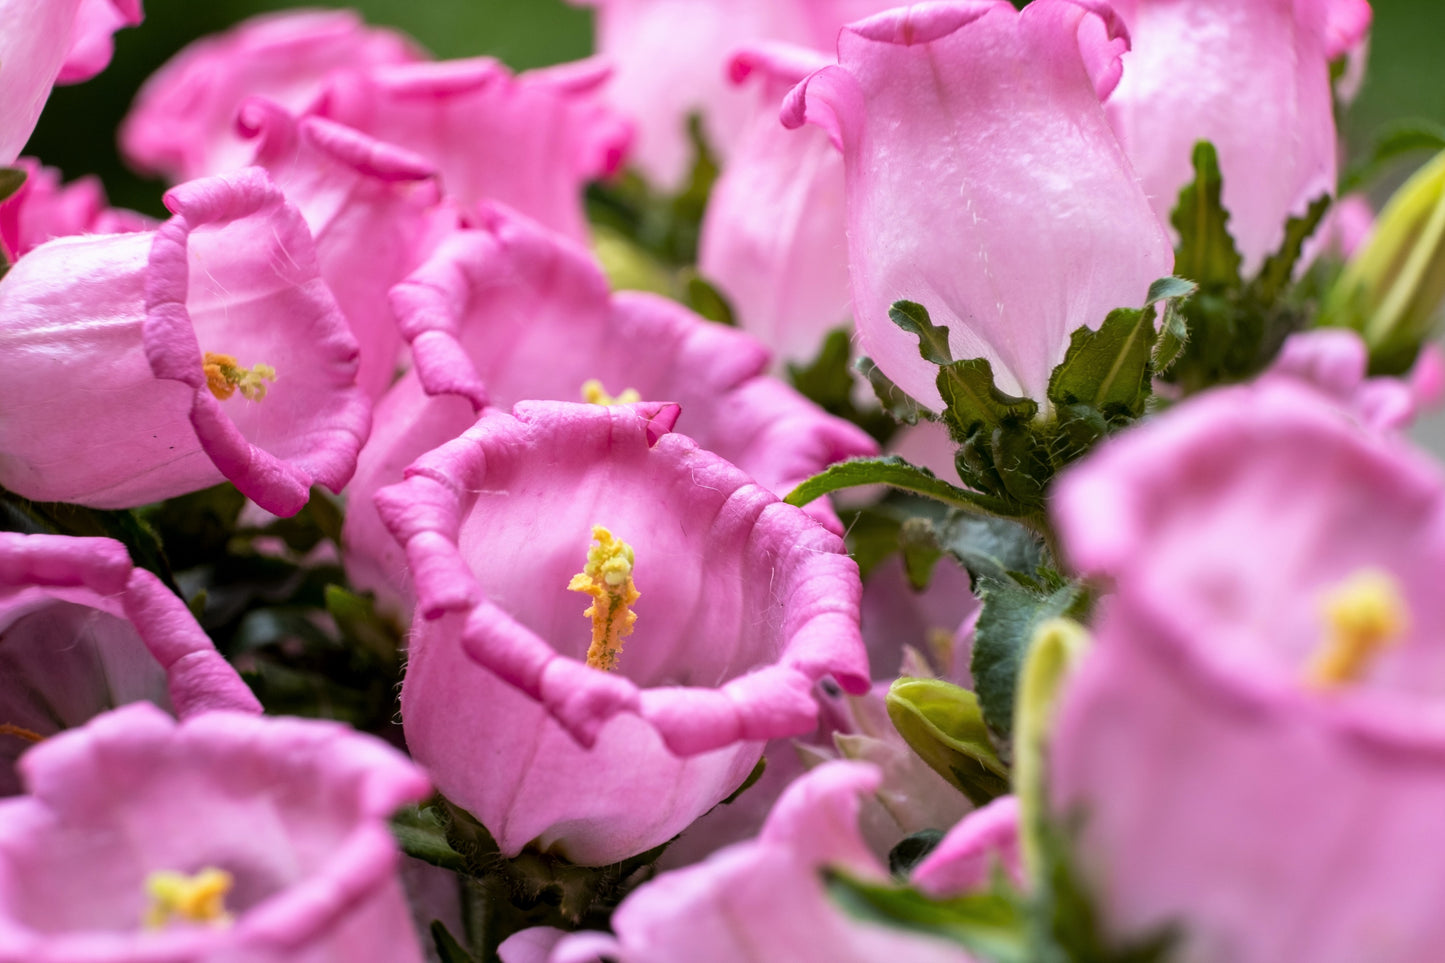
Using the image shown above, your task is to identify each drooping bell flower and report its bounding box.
[0,167,370,516]
[0,702,430,962]
[528,761,982,962]
[563,0,898,190]
[376,400,871,864]
[782,0,1173,407]
[342,206,875,612]
[1049,379,1445,963]
[0,532,260,796]
[0,157,151,263]
[312,56,631,243]
[1104,0,1371,276]
[0,0,142,164]
[1267,328,1444,432]
[698,43,851,369]
[120,8,422,182]
[237,102,450,399]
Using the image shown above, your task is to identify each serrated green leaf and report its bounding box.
[938,358,1039,440]
[970,578,1088,740]
[786,457,1018,518]
[1145,276,1197,305]
[890,300,955,364]
[431,921,477,963]
[887,678,1011,807]
[1253,194,1331,303]
[858,356,934,426]
[1152,301,1191,376]
[1045,308,1155,415]
[934,511,1044,586]
[1172,141,1243,289]
[827,872,1028,963]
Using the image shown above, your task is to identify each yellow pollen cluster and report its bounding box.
[143,867,235,930]
[203,352,277,402]
[568,525,640,672]
[581,379,641,407]
[1305,569,1409,689]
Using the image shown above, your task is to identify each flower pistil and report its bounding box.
[568,525,640,671]
[1306,569,1408,688]
[143,867,234,929]
[203,352,276,401]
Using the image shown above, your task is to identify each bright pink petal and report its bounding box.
[56,0,143,84]
[0,157,152,262]
[785,0,1172,404]
[1267,328,1443,432]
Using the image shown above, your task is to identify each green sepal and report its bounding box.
[890,299,956,364]
[827,871,1029,963]
[681,269,736,326]
[859,355,935,426]
[1254,194,1331,304]
[900,516,945,591]
[837,498,1040,587]
[1045,308,1155,418]
[1172,140,1244,289]
[970,577,1089,741]
[431,922,478,963]
[786,456,1018,518]
[938,358,1039,441]
[887,677,1011,807]
[391,803,469,873]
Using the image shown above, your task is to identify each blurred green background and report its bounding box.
[24,0,1445,217]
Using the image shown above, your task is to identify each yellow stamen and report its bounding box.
[568,525,640,671]
[1306,569,1408,688]
[203,352,277,402]
[581,379,641,407]
[0,723,43,744]
[143,867,234,930]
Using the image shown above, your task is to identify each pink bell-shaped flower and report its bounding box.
[0,157,151,263]
[1050,380,1445,963]
[312,56,631,243]
[0,0,141,164]
[377,400,870,864]
[0,532,259,797]
[0,168,370,515]
[698,43,852,370]
[0,702,430,962]
[782,0,1173,407]
[1105,0,1372,274]
[120,8,422,182]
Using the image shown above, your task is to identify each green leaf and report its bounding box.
[1045,308,1155,416]
[786,457,1018,518]
[1172,141,1243,289]
[681,270,736,326]
[788,332,902,444]
[1252,193,1331,304]
[324,585,401,665]
[1152,302,1191,376]
[890,299,955,364]
[937,359,1038,439]
[970,577,1088,740]
[1145,276,1198,305]
[887,678,1011,807]
[858,355,934,426]
[899,517,945,591]
[827,872,1029,963]
[392,805,469,873]
[431,921,478,963]
[0,167,26,204]
[932,511,1044,586]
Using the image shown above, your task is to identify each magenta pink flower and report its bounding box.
[535,761,979,962]
[312,56,631,243]
[0,532,259,796]
[0,0,141,164]
[1268,328,1444,433]
[0,702,429,962]
[376,400,870,864]
[0,157,151,263]
[0,168,369,515]
[564,0,897,189]
[343,206,875,612]
[783,0,1173,406]
[698,43,851,369]
[120,9,422,182]
[1105,0,1371,274]
[1050,380,1445,962]
[238,102,449,400]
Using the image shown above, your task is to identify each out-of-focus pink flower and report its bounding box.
[1268,328,1444,432]
[0,532,259,796]
[0,702,429,962]
[0,167,369,515]
[564,0,898,190]
[911,795,1021,897]
[120,9,422,182]
[238,103,449,400]
[540,761,979,962]
[313,56,631,243]
[1050,380,1445,963]
[1105,0,1371,275]
[376,401,870,865]
[0,157,152,262]
[0,0,142,164]
[698,43,851,369]
[783,1,1173,406]
[343,207,875,612]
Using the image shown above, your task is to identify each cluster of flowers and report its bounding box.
[2,0,1444,960]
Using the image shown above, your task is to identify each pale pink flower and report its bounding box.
[783,0,1173,406]
[1268,328,1444,432]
